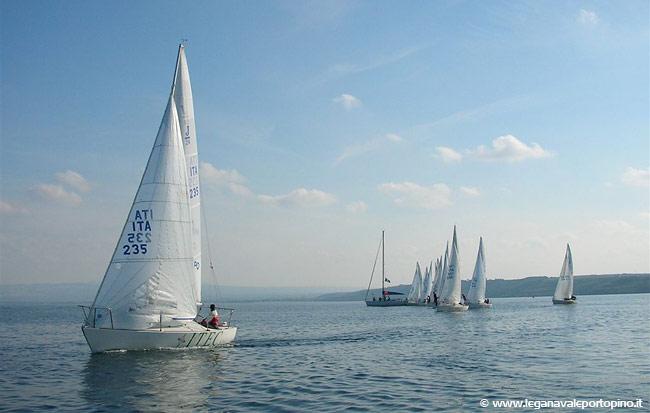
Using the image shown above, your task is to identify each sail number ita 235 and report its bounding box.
[123,209,152,255]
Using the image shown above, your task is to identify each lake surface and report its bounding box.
[1,294,649,411]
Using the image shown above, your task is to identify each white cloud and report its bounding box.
[460,186,480,197]
[434,146,463,163]
[55,170,91,192]
[200,163,246,184]
[378,182,452,209]
[578,9,599,25]
[258,188,338,208]
[335,134,404,165]
[621,167,649,188]
[345,201,367,214]
[200,162,337,207]
[329,45,425,76]
[31,184,82,206]
[0,200,27,214]
[595,219,634,232]
[0,201,15,214]
[386,133,404,143]
[333,93,362,111]
[467,135,553,162]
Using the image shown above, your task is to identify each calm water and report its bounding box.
[1,295,649,411]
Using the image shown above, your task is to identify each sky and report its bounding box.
[0,0,648,289]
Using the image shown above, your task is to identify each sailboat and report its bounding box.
[365,231,407,306]
[406,262,423,305]
[421,261,433,305]
[79,45,237,352]
[436,226,468,312]
[465,237,492,309]
[552,244,577,305]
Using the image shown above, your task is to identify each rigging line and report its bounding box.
[200,194,223,305]
[364,234,383,301]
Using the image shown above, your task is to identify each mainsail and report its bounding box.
[91,94,197,330]
[466,237,486,304]
[173,45,202,307]
[553,244,574,300]
[439,226,461,306]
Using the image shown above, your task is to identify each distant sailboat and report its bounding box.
[465,237,492,309]
[421,261,434,305]
[407,262,423,304]
[430,257,442,307]
[437,226,468,312]
[552,244,577,305]
[365,231,407,307]
[79,45,237,352]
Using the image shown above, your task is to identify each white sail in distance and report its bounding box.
[91,95,197,330]
[422,261,434,302]
[432,258,440,295]
[407,262,423,303]
[553,244,574,300]
[173,45,202,307]
[466,237,487,304]
[436,243,449,296]
[439,226,462,306]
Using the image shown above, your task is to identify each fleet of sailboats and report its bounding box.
[80,45,237,352]
[436,226,469,312]
[78,47,580,352]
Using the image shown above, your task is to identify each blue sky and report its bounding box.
[1,0,648,288]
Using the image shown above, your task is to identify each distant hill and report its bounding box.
[314,273,650,302]
[0,283,357,303]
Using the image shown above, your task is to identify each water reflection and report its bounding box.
[81,348,229,410]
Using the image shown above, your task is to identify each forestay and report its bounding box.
[553,244,574,300]
[91,95,197,330]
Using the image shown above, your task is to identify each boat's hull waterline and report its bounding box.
[365,300,407,307]
[552,298,577,305]
[467,302,492,309]
[82,323,237,353]
[436,303,469,312]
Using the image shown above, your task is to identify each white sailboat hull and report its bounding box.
[552,298,578,305]
[467,302,492,309]
[82,322,237,353]
[436,303,469,312]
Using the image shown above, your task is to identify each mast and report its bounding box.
[381,230,385,296]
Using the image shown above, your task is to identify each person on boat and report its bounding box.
[484,298,490,304]
[426,295,431,304]
[462,293,467,303]
[207,304,219,328]
[571,295,576,300]
[433,293,438,307]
